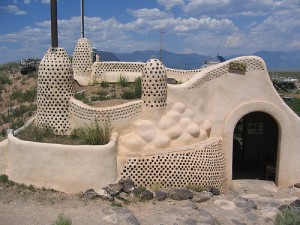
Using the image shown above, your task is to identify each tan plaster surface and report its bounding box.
[6,133,119,194]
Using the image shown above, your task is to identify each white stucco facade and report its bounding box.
[0,42,299,194]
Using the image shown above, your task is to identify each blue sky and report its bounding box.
[0,0,300,64]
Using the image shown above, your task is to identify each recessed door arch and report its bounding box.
[232,112,278,181]
[223,101,291,187]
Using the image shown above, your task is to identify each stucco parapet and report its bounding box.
[7,131,119,150]
[70,97,142,112]
[120,137,222,157]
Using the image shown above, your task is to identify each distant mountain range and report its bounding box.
[115,50,300,71]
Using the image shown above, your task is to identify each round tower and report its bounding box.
[141,59,167,119]
[72,38,93,76]
[36,47,73,135]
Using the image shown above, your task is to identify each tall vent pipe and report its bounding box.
[50,0,58,47]
[81,0,85,38]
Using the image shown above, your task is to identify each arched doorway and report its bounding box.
[232,112,278,181]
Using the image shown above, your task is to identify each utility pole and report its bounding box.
[160,31,166,62]
[50,0,58,47]
[80,0,85,38]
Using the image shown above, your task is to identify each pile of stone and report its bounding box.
[83,177,221,204]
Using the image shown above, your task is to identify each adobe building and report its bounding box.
[0,0,299,193]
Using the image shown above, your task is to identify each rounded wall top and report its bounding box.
[142,59,167,108]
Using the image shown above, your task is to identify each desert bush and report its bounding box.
[18,123,55,142]
[121,91,135,99]
[74,92,85,101]
[275,206,300,225]
[11,118,25,130]
[100,80,110,87]
[71,121,112,145]
[118,75,129,87]
[134,77,142,98]
[11,88,36,103]
[286,98,300,116]
[0,73,11,86]
[97,90,108,96]
[52,214,72,225]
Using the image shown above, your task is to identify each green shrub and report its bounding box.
[275,206,300,225]
[52,214,72,225]
[100,80,110,87]
[74,92,85,101]
[11,118,25,130]
[18,123,55,142]
[11,88,36,103]
[286,98,300,116]
[118,75,129,87]
[0,73,11,86]
[97,90,108,96]
[0,174,14,187]
[71,121,112,145]
[121,91,135,99]
[134,77,142,98]
[110,92,117,99]
[0,174,9,183]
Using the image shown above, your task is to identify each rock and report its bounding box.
[154,190,168,201]
[289,199,300,208]
[103,183,123,197]
[123,183,135,193]
[84,188,99,199]
[294,183,300,188]
[170,189,193,200]
[192,191,213,203]
[118,177,135,193]
[118,177,134,186]
[98,189,113,201]
[205,186,220,195]
[236,198,257,210]
[140,190,153,200]
[116,192,134,203]
[278,205,289,211]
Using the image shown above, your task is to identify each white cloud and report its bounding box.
[1,4,27,15]
[225,35,244,48]
[129,8,170,20]
[40,0,50,4]
[13,0,18,4]
[24,0,31,4]
[157,0,184,10]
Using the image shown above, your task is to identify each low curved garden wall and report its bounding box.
[7,131,118,194]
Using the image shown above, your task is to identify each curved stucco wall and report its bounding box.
[74,59,199,86]
[119,137,227,192]
[7,132,119,194]
[0,139,8,174]
[69,98,142,135]
[166,56,300,188]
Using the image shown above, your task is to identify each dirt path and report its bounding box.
[1,180,300,225]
